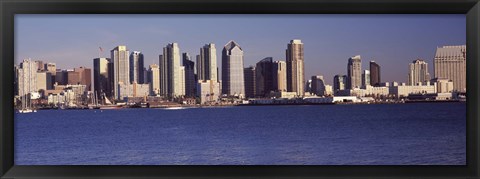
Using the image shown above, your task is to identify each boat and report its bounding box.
[163,106,186,110]
[88,91,101,109]
[18,93,36,113]
[99,105,122,110]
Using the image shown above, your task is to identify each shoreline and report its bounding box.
[27,99,465,111]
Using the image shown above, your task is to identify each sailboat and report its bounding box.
[89,92,101,109]
[18,93,36,113]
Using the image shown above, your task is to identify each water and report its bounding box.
[14,103,466,165]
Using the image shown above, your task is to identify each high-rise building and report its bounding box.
[93,58,110,97]
[369,61,381,86]
[434,45,466,92]
[129,51,145,84]
[159,54,167,96]
[44,62,57,86]
[107,60,114,99]
[286,39,305,96]
[162,43,185,97]
[408,59,430,86]
[35,60,44,71]
[222,40,245,97]
[111,45,130,100]
[333,74,347,92]
[199,43,218,82]
[14,65,18,96]
[347,55,362,89]
[197,43,220,103]
[243,66,256,98]
[55,70,68,85]
[255,57,274,97]
[311,75,326,96]
[179,66,186,96]
[273,60,287,92]
[65,67,92,91]
[36,71,52,93]
[44,63,56,74]
[183,53,196,97]
[362,70,370,88]
[149,64,160,95]
[75,67,92,91]
[17,59,37,97]
[67,70,80,86]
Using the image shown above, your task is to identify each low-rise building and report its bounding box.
[269,91,298,99]
[388,82,436,98]
[197,80,221,104]
[119,82,150,100]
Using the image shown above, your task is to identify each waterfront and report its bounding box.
[15,103,466,165]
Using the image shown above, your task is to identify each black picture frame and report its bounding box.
[1,0,479,178]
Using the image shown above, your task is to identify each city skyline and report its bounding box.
[16,14,466,84]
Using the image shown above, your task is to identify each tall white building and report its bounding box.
[199,43,218,82]
[286,39,305,96]
[36,71,51,92]
[149,64,160,95]
[408,59,430,86]
[111,45,130,100]
[222,40,245,97]
[347,55,362,89]
[362,70,370,88]
[434,45,466,92]
[162,43,185,97]
[273,60,287,92]
[198,43,221,104]
[17,59,38,97]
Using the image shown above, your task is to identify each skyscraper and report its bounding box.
[434,45,466,92]
[159,54,167,96]
[149,64,160,95]
[197,43,220,103]
[333,74,347,92]
[199,43,218,82]
[35,60,44,71]
[17,59,37,97]
[183,53,196,97]
[44,62,56,73]
[55,70,68,85]
[369,61,381,86]
[362,70,370,88]
[74,67,92,91]
[129,51,144,84]
[408,59,430,86]
[243,66,256,98]
[36,71,51,93]
[286,39,305,96]
[272,61,287,92]
[44,62,57,87]
[14,65,18,96]
[93,58,110,97]
[222,40,245,97]
[347,55,362,89]
[111,45,130,100]
[162,43,185,97]
[255,57,274,97]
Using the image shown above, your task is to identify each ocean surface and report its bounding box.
[14,103,466,165]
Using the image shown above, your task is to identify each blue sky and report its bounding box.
[15,14,465,85]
